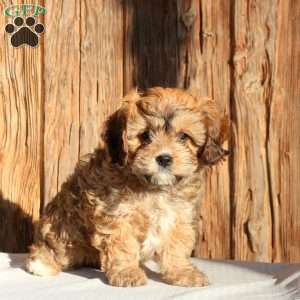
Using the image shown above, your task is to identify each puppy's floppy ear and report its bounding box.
[198,100,230,165]
[200,135,229,165]
[103,108,128,166]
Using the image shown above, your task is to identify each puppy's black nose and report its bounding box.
[156,154,173,167]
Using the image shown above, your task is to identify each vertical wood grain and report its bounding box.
[79,0,123,156]
[176,0,231,259]
[123,0,179,91]
[43,1,80,205]
[231,0,275,261]
[0,0,42,251]
[269,0,300,263]
[123,0,134,93]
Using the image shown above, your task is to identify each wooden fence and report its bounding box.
[0,0,299,262]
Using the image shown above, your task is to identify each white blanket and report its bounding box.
[0,253,299,300]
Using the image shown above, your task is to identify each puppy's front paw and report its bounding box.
[26,257,60,276]
[163,267,209,287]
[107,267,147,287]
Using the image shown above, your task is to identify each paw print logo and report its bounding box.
[5,16,44,48]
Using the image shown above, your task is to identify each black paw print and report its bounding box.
[5,16,44,48]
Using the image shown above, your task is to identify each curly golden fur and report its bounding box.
[26,87,229,287]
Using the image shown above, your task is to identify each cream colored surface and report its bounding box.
[1,253,299,300]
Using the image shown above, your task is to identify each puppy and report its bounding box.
[26,87,229,287]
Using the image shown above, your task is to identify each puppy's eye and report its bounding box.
[139,130,152,144]
[178,132,189,142]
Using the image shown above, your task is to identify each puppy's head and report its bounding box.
[103,87,229,187]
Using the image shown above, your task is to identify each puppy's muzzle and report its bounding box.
[156,154,173,168]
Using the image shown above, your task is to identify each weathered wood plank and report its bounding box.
[123,0,179,91]
[176,0,231,259]
[123,0,134,93]
[0,0,43,252]
[269,0,300,263]
[231,0,275,262]
[43,1,80,205]
[79,0,123,156]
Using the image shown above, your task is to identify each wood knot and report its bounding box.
[181,6,197,30]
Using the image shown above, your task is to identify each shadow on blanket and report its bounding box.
[7,251,299,288]
[6,252,164,285]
